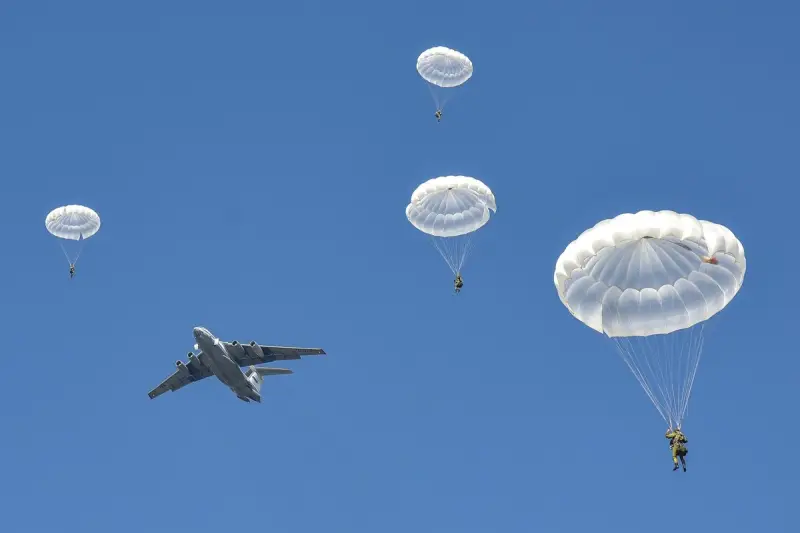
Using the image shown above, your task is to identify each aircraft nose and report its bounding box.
[193,327,204,339]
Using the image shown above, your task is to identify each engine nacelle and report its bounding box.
[226,340,246,360]
[187,352,194,358]
[175,360,189,377]
[248,341,264,359]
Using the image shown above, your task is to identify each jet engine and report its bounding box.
[224,340,245,360]
[175,360,189,377]
[248,341,264,359]
[187,352,194,358]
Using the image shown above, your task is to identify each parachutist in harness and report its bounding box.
[665,428,688,471]
[454,273,463,293]
[69,263,75,279]
[435,109,442,122]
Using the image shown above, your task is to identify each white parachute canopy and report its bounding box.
[416,46,473,110]
[45,205,101,265]
[554,210,746,428]
[406,176,496,275]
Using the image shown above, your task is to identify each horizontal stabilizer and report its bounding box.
[255,367,293,377]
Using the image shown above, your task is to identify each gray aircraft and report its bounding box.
[148,326,326,403]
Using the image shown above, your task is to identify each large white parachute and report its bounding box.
[416,47,474,88]
[554,210,746,428]
[45,205,101,266]
[406,176,496,275]
[416,46,473,111]
[46,205,101,241]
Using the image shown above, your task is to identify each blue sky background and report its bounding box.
[0,1,797,532]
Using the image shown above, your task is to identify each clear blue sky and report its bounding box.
[0,1,797,531]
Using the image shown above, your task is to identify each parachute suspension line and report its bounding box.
[427,83,440,110]
[438,90,452,111]
[432,236,459,275]
[459,235,475,272]
[612,336,671,425]
[610,323,706,428]
[72,236,87,264]
[430,237,452,273]
[426,84,453,111]
[58,237,87,265]
[679,323,706,428]
[438,89,452,111]
[430,234,474,275]
[58,242,72,265]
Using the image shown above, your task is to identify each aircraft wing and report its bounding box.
[223,341,326,367]
[148,355,213,399]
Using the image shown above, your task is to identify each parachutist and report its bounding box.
[46,204,101,280]
[406,177,495,293]
[666,428,688,472]
[435,109,442,122]
[418,47,473,115]
[702,256,718,265]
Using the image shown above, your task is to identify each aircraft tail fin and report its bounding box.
[245,365,293,394]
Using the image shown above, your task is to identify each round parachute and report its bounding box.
[45,205,101,267]
[406,176,496,275]
[554,210,745,428]
[46,205,101,241]
[416,46,474,88]
[406,176,496,237]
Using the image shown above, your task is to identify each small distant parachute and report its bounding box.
[416,46,473,114]
[406,175,496,277]
[45,205,101,270]
[554,210,746,429]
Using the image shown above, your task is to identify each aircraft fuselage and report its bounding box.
[193,327,261,403]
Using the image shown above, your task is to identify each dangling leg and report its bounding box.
[672,447,679,471]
